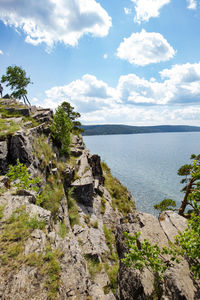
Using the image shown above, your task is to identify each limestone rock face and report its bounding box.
[116,211,200,300]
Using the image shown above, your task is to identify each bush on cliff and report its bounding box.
[51,105,72,156]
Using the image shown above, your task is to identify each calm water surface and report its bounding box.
[83,132,200,215]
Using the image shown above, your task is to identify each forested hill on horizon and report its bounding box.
[82,124,200,136]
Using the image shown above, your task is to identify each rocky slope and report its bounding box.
[0,98,135,299]
[0,98,199,299]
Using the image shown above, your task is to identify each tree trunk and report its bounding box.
[25,95,31,106]
[178,177,195,217]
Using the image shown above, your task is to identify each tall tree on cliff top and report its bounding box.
[1,65,31,106]
[61,101,84,134]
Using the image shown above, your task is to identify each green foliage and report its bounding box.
[25,244,62,300]
[1,66,31,105]
[7,159,40,191]
[37,175,64,220]
[103,225,115,253]
[122,232,180,280]
[33,135,55,168]
[67,187,80,228]
[101,161,135,215]
[100,196,106,214]
[84,254,103,279]
[104,262,119,294]
[61,101,84,135]
[154,199,176,212]
[0,206,46,268]
[0,206,61,299]
[51,105,71,156]
[177,201,200,278]
[41,244,62,299]
[0,118,21,139]
[58,220,68,238]
[177,154,200,216]
[0,204,5,219]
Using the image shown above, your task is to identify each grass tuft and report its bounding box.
[101,161,135,216]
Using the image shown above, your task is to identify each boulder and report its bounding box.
[88,154,104,185]
[116,211,200,300]
[71,176,94,207]
[5,107,30,117]
[10,131,33,165]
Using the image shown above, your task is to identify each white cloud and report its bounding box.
[0,0,112,50]
[124,7,132,15]
[132,0,170,23]
[103,53,108,59]
[0,50,3,55]
[116,30,176,66]
[44,74,118,111]
[43,62,200,125]
[187,0,197,9]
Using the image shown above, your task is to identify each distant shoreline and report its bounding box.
[82,124,200,136]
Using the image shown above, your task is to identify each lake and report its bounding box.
[83,132,200,215]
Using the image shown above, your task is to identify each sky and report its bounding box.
[1,0,200,126]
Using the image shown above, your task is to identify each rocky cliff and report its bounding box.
[0,98,199,300]
[0,98,135,299]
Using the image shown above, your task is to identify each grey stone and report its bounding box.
[5,107,31,117]
[71,176,94,207]
[70,147,83,157]
[88,154,104,185]
[10,130,33,165]
[0,140,8,174]
[16,189,37,203]
[116,211,200,300]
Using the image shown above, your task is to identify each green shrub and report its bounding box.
[51,106,71,156]
[154,199,176,212]
[7,159,40,191]
[37,175,64,221]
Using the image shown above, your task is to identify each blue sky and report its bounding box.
[1,0,200,126]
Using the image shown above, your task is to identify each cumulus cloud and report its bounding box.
[124,7,132,15]
[43,62,200,125]
[132,0,170,23]
[0,50,3,55]
[0,0,111,49]
[187,0,197,9]
[116,30,176,66]
[44,74,118,111]
[103,53,108,59]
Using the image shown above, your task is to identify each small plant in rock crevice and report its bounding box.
[7,159,40,191]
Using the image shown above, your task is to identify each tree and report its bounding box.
[1,65,31,105]
[123,155,200,281]
[154,154,200,218]
[51,105,72,156]
[61,101,84,134]
[177,154,200,217]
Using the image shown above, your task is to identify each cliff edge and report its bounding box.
[0,98,199,299]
